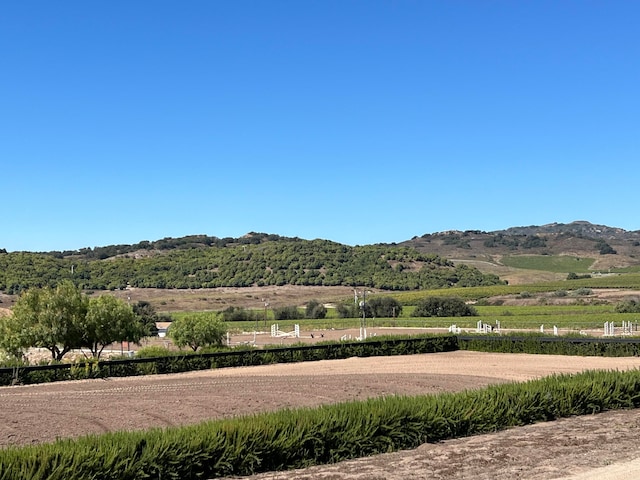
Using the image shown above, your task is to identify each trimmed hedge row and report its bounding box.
[458,334,640,357]
[3,334,640,387]
[2,369,640,479]
[0,335,458,386]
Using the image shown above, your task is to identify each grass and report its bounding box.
[499,255,595,273]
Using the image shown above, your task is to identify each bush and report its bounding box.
[273,306,303,321]
[367,296,403,318]
[411,297,477,317]
[615,299,640,313]
[336,302,359,318]
[305,300,327,319]
[573,288,593,296]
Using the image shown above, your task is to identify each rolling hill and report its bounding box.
[399,221,640,284]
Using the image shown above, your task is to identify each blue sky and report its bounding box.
[1,1,638,252]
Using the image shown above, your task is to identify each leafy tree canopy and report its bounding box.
[411,296,478,318]
[2,282,146,361]
[0,237,505,293]
[168,313,226,351]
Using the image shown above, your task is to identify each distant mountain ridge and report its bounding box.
[494,221,640,241]
[398,221,640,278]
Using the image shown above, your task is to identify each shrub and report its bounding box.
[305,300,327,319]
[367,296,403,318]
[273,306,303,321]
[615,299,640,313]
[411,297,477,317]
[573,288,593,296]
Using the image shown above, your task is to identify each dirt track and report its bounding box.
[3,351,640,479]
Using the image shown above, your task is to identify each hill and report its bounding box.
[400,221,640,284]
[0,235,504,295]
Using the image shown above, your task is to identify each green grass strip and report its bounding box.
[2,369,640,479]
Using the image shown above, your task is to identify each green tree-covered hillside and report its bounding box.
[0,235,504,293]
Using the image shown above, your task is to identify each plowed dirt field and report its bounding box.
[3,351,640,479]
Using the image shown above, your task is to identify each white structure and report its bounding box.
[270,324,300,338]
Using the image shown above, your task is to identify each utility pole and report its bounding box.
[357,288,368,340]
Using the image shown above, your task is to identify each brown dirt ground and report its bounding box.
[3,351,640,479]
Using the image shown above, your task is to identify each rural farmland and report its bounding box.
[3,351,640,479]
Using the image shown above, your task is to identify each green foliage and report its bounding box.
[0,238,504,293]
[411,297,477,317]
[82,296,143,359]
[573,288,593,296]
[273,306,303,321]
[596,240,617,255]
[335,302,360,319]
[10,281,88,361]
[615,299,640,313]
[169,312,226,351]
[366,296,403,317]
[567,272,591,280]
[3,283,146,361]
[459,334,640,357]
[2,369,640,479]
[132,301,166,336]
[221,306,262,322]
[305,300,327,319]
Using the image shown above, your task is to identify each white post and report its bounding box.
[540,325,544,333]
[553,325,558,336]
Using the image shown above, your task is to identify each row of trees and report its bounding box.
[0,282,157,361]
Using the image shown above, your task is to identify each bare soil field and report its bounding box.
[3,351,640,479]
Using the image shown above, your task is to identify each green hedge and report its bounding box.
[4,334,640,386]
[0,335,458,386]
[2,369,640,479]
[458,335,640,356]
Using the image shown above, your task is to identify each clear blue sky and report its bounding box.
[1,1,638,252]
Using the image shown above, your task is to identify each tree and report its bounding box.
[0,311,31,360]
[11,281,88,361]
[132,300,165,336]
[615,299,640,313]
[411,296,478,317]
[305,300,327,319]
[168,313,226,351]
[82,295,145,359]
[273,306,303,321]
[366,296,402,318]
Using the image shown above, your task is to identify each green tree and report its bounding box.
[273,306,303,321]
[82,295,145,359]
[366,296,403,318]
[0,311,31,360]
[168,313,226,351]
[11,281,88,361]
[615,299,640,313]
[305,300,327,319]
[411,296,478,317]
[132,300,167,336]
